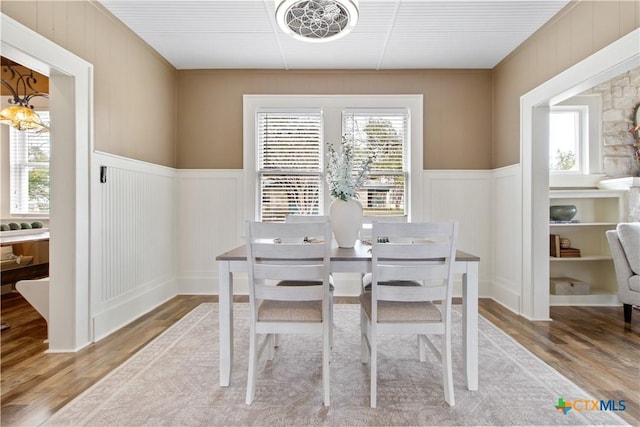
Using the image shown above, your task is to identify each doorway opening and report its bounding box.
[521,28,640,320]
[1,13,93,351]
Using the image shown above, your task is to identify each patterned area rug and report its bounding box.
[42,304,627,426]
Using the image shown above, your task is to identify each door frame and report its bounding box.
[1,13,94,350]
[521,28,640,320]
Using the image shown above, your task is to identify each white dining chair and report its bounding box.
[360,215,408,292]
[359,215,408,244]
[285,214,334,346]
[245,220,333,406]
[360,221,458,408]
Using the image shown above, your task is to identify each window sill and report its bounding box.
[549,173,606,189]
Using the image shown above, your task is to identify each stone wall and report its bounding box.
[585,67,640,178]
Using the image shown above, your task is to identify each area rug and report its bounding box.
[41,304,627,426]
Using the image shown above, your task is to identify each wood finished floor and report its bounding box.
[1,293,639,426]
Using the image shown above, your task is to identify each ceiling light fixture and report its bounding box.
[0,62,49,133]
[275,0,359,43]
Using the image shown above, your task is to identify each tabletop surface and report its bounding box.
[217,240,480,262]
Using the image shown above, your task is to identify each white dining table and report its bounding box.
[216,240,480,391]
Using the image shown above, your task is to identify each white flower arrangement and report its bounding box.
[326,137,374,201]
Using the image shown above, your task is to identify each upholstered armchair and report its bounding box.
[606,223,640,323]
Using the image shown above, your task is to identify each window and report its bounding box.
[256,110,323,221]
[549,107,586,173]
[343,109,408,216]
[10,111,50,214]
[244,95,423,222]
[548,95,602,184]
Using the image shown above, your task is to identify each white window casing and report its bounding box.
[549,94,603,188]
[9,110,50,215]
[256,109,323,221]
[244,95,423,223]
[343,108,408,216]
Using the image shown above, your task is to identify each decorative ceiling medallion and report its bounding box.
[275,0,359,43]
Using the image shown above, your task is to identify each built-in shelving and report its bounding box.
[550,255,611,261]
[548,189,625,306]
[0,231,49,290]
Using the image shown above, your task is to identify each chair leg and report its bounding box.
[360,309,370,364]
[323,319,330,406]
[623,304,633,323]
[442,329,455,406]
[370,330,377,409]
[329,294,334,348]
[246,328,258,405]
[267,334,275,361]
[418,334,427,362]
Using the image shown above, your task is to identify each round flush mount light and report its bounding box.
[275,0,359,43]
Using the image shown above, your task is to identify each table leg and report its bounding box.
[462,262,479,391]
[219,260,233,387]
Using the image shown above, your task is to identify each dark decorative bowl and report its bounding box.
[550,205,577,221]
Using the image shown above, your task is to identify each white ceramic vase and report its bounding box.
[329,198,363,248]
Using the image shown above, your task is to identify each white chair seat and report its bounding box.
[258,300,323,322]
[359,292,442,322]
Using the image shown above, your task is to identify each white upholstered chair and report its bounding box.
[360,221,458,408]
[245,220,333,406]
[606,222,640,323]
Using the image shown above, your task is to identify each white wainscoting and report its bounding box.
[176,170,244,295]
[90,152,177,341]
[176,168,524,309]
[423,170,493,298]
[491,164,522,313]
[86,163,525,342]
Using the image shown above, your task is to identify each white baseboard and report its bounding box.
[178,275,217,295]
[92,278,177,341]
[488,279,522,315]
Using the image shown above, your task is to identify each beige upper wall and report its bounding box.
[177,69,493,169]
[3,0,491,171]
[492,0,640,168]
[1,1,178,167]
[5,1,636,171]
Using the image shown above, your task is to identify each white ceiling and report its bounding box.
[98,0,571,70]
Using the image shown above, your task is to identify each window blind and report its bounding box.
[9,111,50,215]
[257,110,323,222]
[343,109,408,216]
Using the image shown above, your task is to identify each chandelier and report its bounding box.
[275,0,359,43]
[0,62,49,133]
